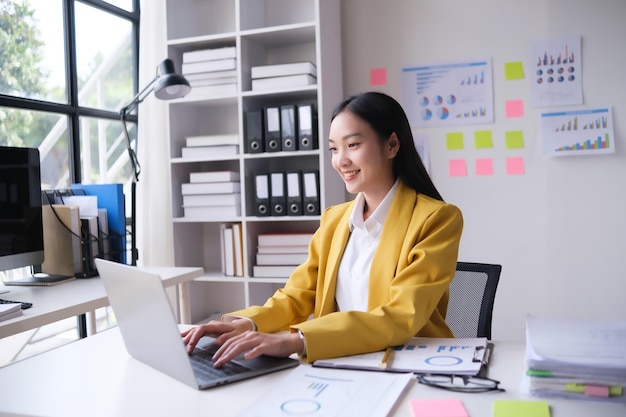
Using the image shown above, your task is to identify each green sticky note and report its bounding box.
[493,400,550,417]
[474,130,493,148]
[446,132,464,150]
[505,61,524,80]
[505,130,524,149]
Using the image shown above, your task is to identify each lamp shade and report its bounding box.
[153,59,191,100]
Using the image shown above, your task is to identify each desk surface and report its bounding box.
[0,327,622,417]
[0,266,203,338]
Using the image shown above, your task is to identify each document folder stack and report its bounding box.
[524,315,626,404]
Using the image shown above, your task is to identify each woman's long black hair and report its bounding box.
[331,92,444,201]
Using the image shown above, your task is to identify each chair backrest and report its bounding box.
[445,262,501,339]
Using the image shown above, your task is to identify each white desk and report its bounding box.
[0,327,622,417]
[0,266,203,339]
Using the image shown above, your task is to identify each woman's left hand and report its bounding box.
[212,330,303,367]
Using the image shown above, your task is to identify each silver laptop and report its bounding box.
[95,258,299,390]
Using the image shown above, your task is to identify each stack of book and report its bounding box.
[221,223,243,277]
[252,232,313,277]
[181,133,240,159]
[250,61,317,91]
[181,46,238,97]
[524,314,626,404]
[181,170,241,218]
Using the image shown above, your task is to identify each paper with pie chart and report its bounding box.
[402,59,494,128]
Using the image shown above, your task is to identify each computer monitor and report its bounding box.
[0,146,45,274]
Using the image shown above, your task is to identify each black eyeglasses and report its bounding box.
[417,374,505,393]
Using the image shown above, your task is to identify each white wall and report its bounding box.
[340,0,626,341]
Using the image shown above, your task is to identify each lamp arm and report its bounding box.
[119,74,158,116]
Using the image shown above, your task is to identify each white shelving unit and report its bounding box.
[164,0,345,323]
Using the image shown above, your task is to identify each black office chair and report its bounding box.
[445,262,501,339]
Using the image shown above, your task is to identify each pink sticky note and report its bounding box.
[449,159,467,177]
[476,158,493,176]
[505,99,524,118]
[506,156,525,175]
[410,399,468,417]
[370,68,387,86]
[585,385,610,397]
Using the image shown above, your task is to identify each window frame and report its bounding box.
[0,0,141,185]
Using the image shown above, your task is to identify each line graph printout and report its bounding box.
[540,107,614,156]
[529,35,583,107]
[237,366,413,417]
[401,59,494,128]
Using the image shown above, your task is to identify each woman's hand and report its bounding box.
[212,331,304,368]
[181,318,252,353]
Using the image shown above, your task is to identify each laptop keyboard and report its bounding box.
[190,346,252,380]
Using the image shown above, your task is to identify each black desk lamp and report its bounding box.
[120,58,191,265]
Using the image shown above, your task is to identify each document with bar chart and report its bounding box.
[540,107,614,156]
[401,58,494,128]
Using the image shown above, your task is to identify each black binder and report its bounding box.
[280,105,297,152]
[254,173,270,216]
[264,106,281,152]
[270,172,287,216]
[297,104,318,150]
[302,170,320,215]
[286,171,303,216]
[245,109,265,153]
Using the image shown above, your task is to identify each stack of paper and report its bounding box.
[181,170,241,218]
[181,46,238,98]
[524,314,626,404]
[252,233,313,278]
[250,61,317,91]
[0,303,23,322]
[180,133,240,159]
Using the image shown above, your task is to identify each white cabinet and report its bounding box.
[164,0,345,323]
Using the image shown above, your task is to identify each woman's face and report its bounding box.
[328,111,398,198]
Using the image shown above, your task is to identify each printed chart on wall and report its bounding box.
[540,107,614,156]
[401,58,494,128]
[529,35,583,107]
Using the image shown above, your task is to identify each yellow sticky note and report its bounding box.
[506,156,525,175]
[449,159,467,177]
[474,130,493,148]
[505,61,524,80]
[446,132,464,150]
[475,158,493,176]
[494,400,550,417]
[505,131,524,149]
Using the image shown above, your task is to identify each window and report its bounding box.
[0,0,140,269]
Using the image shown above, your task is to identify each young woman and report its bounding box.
[182,92,463,366]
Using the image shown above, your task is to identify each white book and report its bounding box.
[257,244,309,254]
[189,170,240,183]
[189,76,238,88]
[251,74,316,91]
[181,181,241,195]
[182,193,241,207]
[183,205,241,218]
[256,252,308,266]
[181,145,239,159]
[251,61,317,79]
[183,46,236,63]
[233,223,244,277]
[185,134,239,147]
[252,265,297,278]
[222,226,235,276]
[182,58,237,75]
[186,83,237,99]
[184,69,237,81]
[258,233,314,247]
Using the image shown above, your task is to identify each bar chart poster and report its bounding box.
[401,59,494,128]
[540,107,614,156]
[530,35,583,107]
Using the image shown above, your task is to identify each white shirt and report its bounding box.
[335,180,400,312]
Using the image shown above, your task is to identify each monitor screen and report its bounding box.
[0,146,44,273]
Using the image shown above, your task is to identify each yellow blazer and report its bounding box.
[230,181,463,362]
